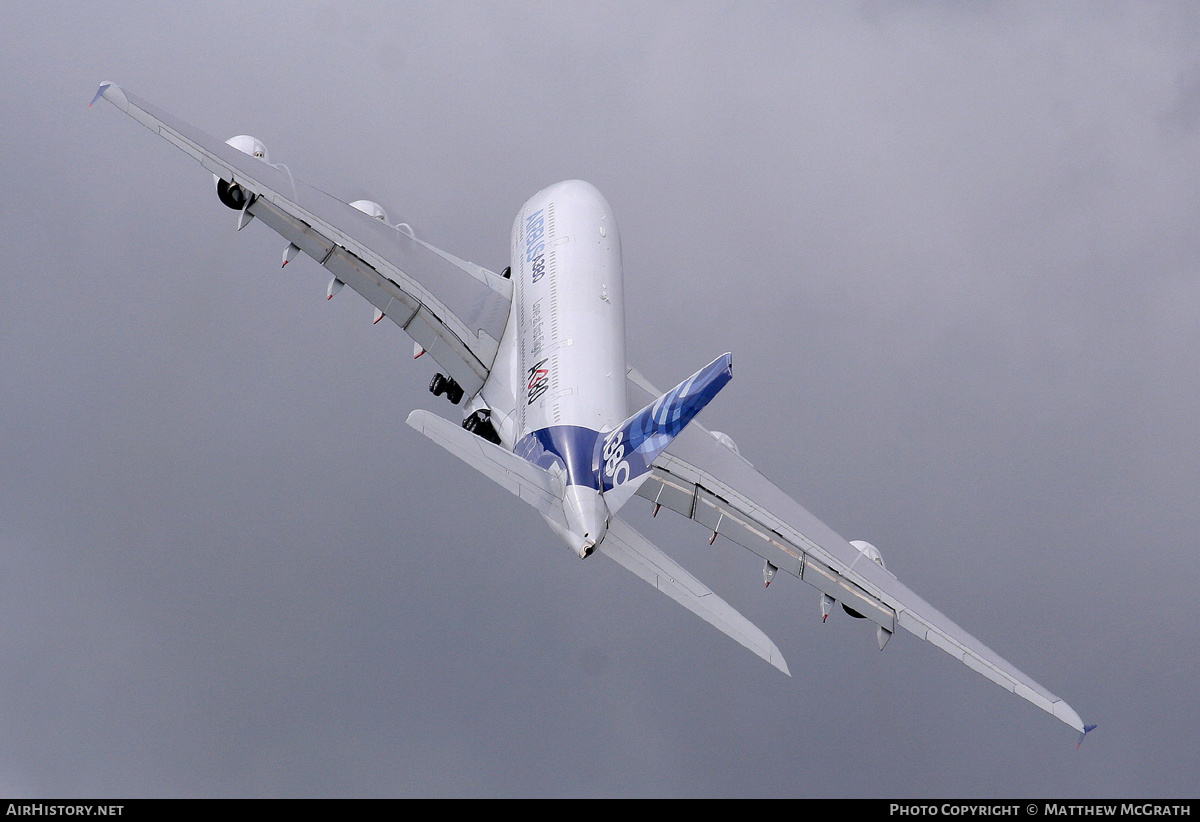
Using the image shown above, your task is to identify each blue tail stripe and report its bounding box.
[596,353,732,493]
[514,425,601,489]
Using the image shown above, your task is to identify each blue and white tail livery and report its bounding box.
[595,353,733,512]
[95,82,1090,737]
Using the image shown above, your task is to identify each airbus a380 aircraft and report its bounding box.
[92,82,1092,741]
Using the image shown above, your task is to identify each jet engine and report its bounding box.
[349,199,390,223]
[841,540,886,619]
[709,430,740,456]
[214,135,269,210]
[848,539,886,570]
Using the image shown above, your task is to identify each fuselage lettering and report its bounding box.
[602,428,631,486]
[526,358,550,404]
[525,209,546,283]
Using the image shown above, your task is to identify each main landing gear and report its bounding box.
[430,374,502,445]
[429,373,464,405]
[462,409,501,445]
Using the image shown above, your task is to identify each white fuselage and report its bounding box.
[478,180,627,555]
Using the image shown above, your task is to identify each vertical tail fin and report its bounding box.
[595,353,733,512]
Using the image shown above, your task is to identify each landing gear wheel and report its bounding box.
[429,373,463,405]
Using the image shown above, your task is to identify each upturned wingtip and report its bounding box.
[1076,723,1097,749]
[88,82,112,108]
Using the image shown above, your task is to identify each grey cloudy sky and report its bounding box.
[2,1,1197,797]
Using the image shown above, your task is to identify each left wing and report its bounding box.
[626,367,1090,735]
[92,83,510,399]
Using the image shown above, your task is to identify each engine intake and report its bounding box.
[849,539,886,570]
[349,200,389,222]
[213,135,269,210]
[842,540,886,619]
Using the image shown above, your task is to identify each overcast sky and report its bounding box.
[2,1,1198,797]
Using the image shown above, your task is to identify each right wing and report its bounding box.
[93,82,511,398]
[626,367,1089,734]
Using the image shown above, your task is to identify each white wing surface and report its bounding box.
[93,83,511,398]
[626,367,1087,733]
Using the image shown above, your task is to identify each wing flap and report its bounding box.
[640,469,895,632]
[96,82,512,399]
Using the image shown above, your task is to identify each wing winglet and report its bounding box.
[600,517,789,676]
[88,82,111,108]
[1076,723,1098,750]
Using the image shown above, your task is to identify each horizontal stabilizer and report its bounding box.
[406,410,562,519]
[600,517,789,676]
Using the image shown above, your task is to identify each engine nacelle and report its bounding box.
[841,540,886,619]
[709,430,740,456]
[349,199,390,223]
[214,135,269,210]
[225,134,269,162]
[848,539,886,570]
